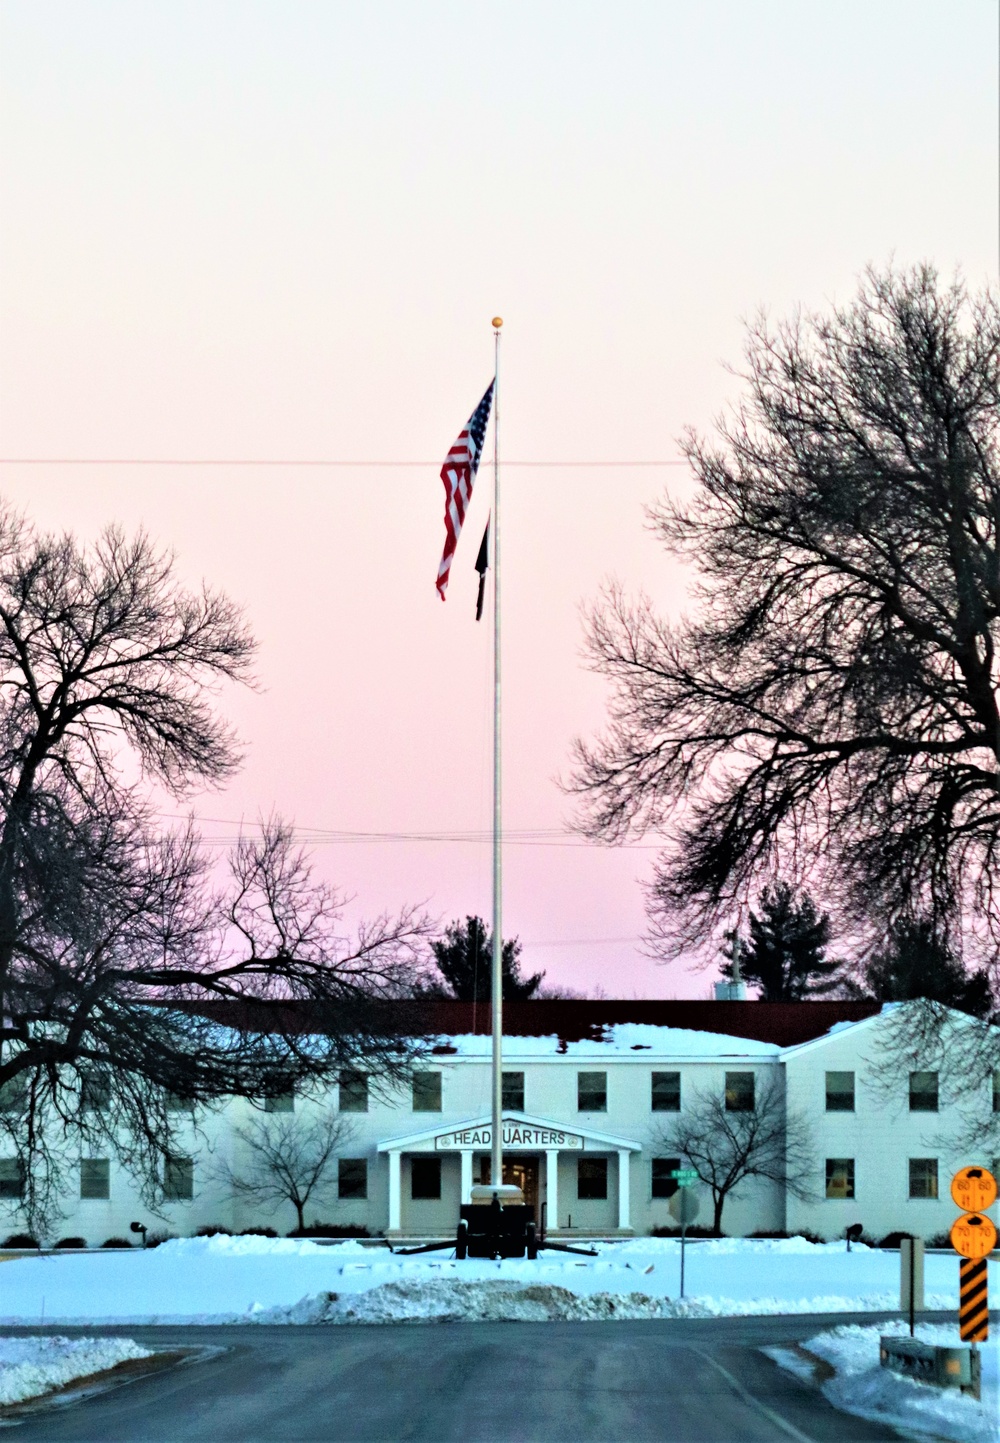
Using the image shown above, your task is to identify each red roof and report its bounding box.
[411,998,880,1046]
[184,997,879,1047]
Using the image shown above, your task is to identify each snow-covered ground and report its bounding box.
[0,1234,996,1325]
[0,1336,152,1407]
[768,1321,1000,1443]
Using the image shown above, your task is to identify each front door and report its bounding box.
[475,1155,540,1221]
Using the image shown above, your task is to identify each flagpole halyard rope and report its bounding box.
[491,316,504,1195]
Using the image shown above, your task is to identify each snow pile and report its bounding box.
[248,1278,938,1326]
[0,1335,152,1407]
[251,1280,712,1325]
[0,1234,992,1325]
[768,1322,999,1443]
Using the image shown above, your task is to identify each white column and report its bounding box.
[617,1150,631,1231]
[546,1149,559,1232]
[388,1151,401,1232]
[460,1150,473,1204]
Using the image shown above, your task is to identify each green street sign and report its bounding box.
[670,1169,699,1186]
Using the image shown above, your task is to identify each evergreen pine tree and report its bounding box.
[739,883,836,1000]
[429,916,544,1002]
[852,918,993,1017]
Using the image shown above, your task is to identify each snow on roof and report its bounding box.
[430,1023,781,1061]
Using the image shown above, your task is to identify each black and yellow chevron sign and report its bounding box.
[959,1257,989,1342]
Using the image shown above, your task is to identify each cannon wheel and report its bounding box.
[526,1220,538,1260]
[456,1218,469,1260]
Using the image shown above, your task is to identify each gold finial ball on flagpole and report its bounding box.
[492,316,503,329]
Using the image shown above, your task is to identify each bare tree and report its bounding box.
[869,998,1000,1150]
[0,510,429,1233]
[570,265,1000,982]
[216,1111,356,1233]
[655,1071,815,1234]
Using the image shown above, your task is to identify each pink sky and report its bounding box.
[0,2,997,997]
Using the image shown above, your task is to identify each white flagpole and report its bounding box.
[490,316,503,1195]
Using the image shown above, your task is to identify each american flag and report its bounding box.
[436,381,494,600]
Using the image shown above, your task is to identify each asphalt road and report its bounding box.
[2,1315,919,1443]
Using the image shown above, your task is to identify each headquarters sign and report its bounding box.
[434,1124,584,1151]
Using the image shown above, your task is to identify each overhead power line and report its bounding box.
[0,458,689,468]
[158,812,663,851]
[524,935,644,948]
[196,831,661,852]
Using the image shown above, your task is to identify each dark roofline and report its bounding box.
[408,998,880,1045]
[183,997,880,1047]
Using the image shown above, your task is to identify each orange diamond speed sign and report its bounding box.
[951,1166,997,1212]
[950,1212,997,1260]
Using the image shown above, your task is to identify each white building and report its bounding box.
[3,999,997,1245]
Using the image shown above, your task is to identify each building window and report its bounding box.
[412,1073,442,1112]
[909,1158,939,1199]
[993,1071,1000,1113]
[0,1157,24,1199]
[338,1158,368,1199]
[163,1157,194,1201]
[651,1156,681,1199]
[165,1092,194,1114]
[651,1072,681,1112]
[909,1072,938,1112]
[577,1072,607,1112]
[825,1158,855,1199]
[410,1157,441,1200]
[502,1072,525,1111]
[339,1071,369,1113]
[577,1157,608,1200]
[80,1158,110,1200]
[725,1072,755,1112]
[263,1088,295,1113]
[825,1071,855,1112]
[80,1069,111,1112]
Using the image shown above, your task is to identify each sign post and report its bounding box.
[949,1166,996,1372]
[669,1169,700,1299]
[900,1237,924,1336]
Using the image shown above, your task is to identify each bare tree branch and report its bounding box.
[568,265,1000,977]
[0,511,431,1234]
[212,1111,356,1233]
[654,1071,816,1234]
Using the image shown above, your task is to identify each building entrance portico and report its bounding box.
[475,1155,540,1221]
[378,1111,641,1237]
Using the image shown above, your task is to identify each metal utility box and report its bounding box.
[880,1337,980,1398]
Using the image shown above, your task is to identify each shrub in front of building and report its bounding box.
[287,1222,370,1238]
[876,1231,918,1249]
[2,1233,39,1248]
[650,1225,720,1239]
[53,1236,87,1249]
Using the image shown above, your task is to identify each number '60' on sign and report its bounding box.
[951,1165,997,1213]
